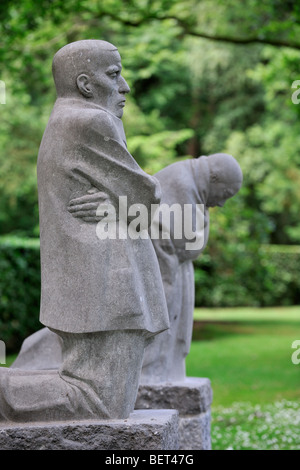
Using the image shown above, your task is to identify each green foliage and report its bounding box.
[194,243,300,307]
[224,47,300,244]
[0,236,42,352]
[0,81,51,236]
[127,129,193,173]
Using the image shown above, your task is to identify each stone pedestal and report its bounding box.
[136,377,212,450]
[0,409,178,450]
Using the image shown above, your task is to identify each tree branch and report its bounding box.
[177,22,300,50]
[100,10,300,51]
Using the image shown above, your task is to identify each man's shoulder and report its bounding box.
[53,99,120,138]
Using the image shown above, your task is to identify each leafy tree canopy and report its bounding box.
[0,0,299,251]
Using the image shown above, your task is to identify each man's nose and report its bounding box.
[119,76,130,94]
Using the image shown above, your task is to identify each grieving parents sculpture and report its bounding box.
[0,39,169,421]
[12,153,243,386]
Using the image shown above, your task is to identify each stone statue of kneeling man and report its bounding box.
[0,40,169,422]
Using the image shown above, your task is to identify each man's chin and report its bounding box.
[115,109,124,119]
[107,107,124,119]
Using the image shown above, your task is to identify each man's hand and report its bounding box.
[67,189,110,222]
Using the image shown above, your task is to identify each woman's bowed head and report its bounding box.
[206,153,243,208]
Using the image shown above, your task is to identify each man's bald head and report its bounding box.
[52,40,118,97]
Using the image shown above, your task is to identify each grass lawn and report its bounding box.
[187,306,300,406]
[186,306,300,449]
[193,305,300,322]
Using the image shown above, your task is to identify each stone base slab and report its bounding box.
[0,409,178,450]
[179,410,211,450]
[136,377,212,450]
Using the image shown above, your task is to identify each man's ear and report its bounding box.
[76,74,93,98]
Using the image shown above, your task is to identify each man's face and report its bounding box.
[89,49,130,118]
[206,181,241,208]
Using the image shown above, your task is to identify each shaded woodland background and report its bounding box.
[1,1,300,349]
[1,0,300,242]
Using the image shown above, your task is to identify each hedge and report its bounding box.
[0,236,41,352]
[0,236,300,352]
[194,244,300,308]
